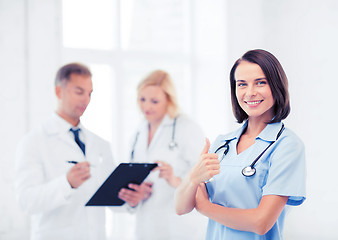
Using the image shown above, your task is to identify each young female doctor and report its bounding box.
[118,70,207,240]
[175,49,306,239]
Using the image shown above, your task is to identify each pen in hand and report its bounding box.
[67,161,96,168]
[67,161,78,164]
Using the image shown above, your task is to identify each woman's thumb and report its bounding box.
[201,138,210,154]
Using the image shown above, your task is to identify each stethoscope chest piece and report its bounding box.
[242,166,256,177]
[215,123,285,177]
[168,140,178,150]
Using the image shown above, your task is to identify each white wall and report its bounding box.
[1,0,338,239]
[0,1,28,239]
[0,0,60,239]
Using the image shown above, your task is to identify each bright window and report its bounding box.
[120,0,190,53]
[81,64,114,143]
[62,0,117,50]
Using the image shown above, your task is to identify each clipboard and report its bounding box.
[85,163,158,206]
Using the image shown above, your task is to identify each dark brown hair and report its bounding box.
[230,49,290,123]
[55,62,92,86]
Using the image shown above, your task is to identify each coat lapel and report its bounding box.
[42,113,83,155]
[147,115,173,152]
[82,128,94,157]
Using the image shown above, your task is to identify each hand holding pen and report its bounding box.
[66,161,91,188]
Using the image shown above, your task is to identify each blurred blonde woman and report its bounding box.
[119,70,207,240]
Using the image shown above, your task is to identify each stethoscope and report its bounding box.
[168,117,178,150]
[215,123,285,177]
[130,117,178,162]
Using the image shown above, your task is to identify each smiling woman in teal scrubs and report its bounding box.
[175,49,306,240]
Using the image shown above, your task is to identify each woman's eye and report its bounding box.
[140,97,145,102]
[257,81,267,85]
[237,83,246,87]
[151,100,158,104]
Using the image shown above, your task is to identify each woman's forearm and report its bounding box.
[174,174,200,215]
[197,200,263,234]
[196,193,288,235]
[175,138,221,215]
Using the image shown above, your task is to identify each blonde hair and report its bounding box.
[137,70,179,118]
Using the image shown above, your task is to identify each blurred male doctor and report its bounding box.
[15,63,115,240]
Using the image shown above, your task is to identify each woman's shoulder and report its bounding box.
[176,114,194,123]
[176,114,203,130]
[175,114,205,143]
[280,127,304,148]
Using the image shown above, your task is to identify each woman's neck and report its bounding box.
[237,118,269,155]
[147,120,163,146]
[244,118,269,138]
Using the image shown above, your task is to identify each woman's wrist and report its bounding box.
[195,185,212,214]
[169,176,182,188]
[195,198,210,215]
[189,171,203,186]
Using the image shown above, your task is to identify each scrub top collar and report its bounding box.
[256,121,284,142]
[219,121,284,144]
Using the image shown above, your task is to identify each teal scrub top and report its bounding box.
[205,121,306,240]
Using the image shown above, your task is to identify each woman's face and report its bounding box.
[138,85,169,125]
[235,61,274,122]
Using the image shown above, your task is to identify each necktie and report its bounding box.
[70,128,86,155]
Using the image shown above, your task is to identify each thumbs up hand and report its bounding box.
[189,138,220,184]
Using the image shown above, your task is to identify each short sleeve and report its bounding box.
[262,133,306,206]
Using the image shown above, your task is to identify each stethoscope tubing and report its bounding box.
[130,117,178,162]
[249,123,285,169]
[168,117,178,150]
[215,123,285,177]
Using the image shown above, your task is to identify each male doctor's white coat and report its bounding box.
[130,115,208,240]
[15,113,115,240]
